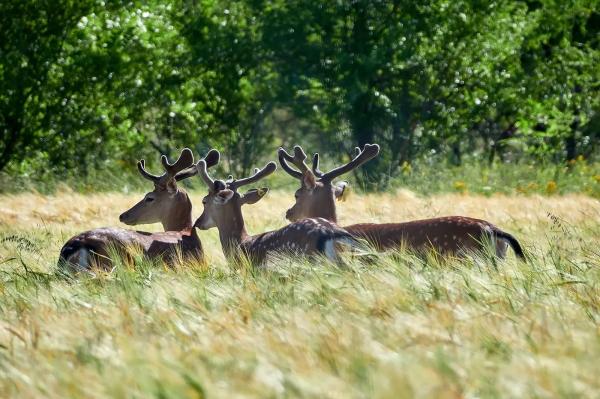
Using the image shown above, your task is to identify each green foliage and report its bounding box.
[0,0,97,170]
[387,157,600,198]
[0,0,598,189]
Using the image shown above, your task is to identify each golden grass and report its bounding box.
[1,189,597,253]
[0,190,599,398]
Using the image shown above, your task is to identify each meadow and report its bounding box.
[0,189,599,398]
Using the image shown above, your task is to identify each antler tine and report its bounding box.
[175,148,220,181]
[292,145,309,170]
[203,148,220,169]
[196,160,215,189]
[277,147,303,179]
[312,153,324,177]
[320,143,381,182]
[229,162,277,191]
[161,148,195,177]
[174,165,198,181]
[137,159,162,182]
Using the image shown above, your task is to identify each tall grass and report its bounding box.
[0,190,599,398]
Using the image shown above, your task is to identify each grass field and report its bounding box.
[0,189,599,398]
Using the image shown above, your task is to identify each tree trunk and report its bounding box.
[565,115,579,162]
[0,115,22,172]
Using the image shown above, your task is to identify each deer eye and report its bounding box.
[145,196,155,203]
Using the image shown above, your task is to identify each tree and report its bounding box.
[0,0,97,171]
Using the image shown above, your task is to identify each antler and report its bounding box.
[175,149,220,181]
[161,148,195,177]
[196,159,216,189]
[319,143,380,182]
[137,159,161,183]
[137,147,195,184]
[312,153,324,178]
[229,162,277,191]
[278,146,310,179]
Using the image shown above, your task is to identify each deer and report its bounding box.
[278,144,525,260]
[58,148,220,273]
[193,158,359,266]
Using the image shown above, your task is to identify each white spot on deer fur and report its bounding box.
[323,239,336,260]
[496,239,508,258]
[75,248,89,270]
[453,235,457,239]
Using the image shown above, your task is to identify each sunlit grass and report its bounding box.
[0,190,599,398]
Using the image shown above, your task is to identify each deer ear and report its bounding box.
[166,177,178,194]
[241,188,269,205]
[334,181,349,201]
[302,171,317,190]
[213,189,235,205]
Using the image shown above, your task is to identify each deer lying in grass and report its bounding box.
[193,158,358,266]
[278,144,525,260]
[58,148,219,273]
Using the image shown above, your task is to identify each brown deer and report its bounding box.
[58,148,220,273]
[278,144,525,260]
[193,159,358,266]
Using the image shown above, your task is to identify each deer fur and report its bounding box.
[193,158,357,266]
[278,144,525,260]
[58,148,220,273]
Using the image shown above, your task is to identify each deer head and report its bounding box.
[278,144,380,223]
[119,148,220,231]
[194,159,276,249]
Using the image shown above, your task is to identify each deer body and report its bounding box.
[215,213,353,265]
[344,217,522,258]
[279,145,525,260]
[59,227,201,272]
[194,159,356,266]
[58,148,219,273]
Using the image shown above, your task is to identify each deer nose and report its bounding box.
[119,212,128,223]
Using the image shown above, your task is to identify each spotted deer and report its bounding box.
[278,144,525,259]
[193,158,358,265]
[58,148,220,273]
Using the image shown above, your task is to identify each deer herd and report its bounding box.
[59,144,525,274]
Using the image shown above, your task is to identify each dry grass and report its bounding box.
[0,189,599,398]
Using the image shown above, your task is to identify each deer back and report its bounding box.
[239,218,353,265]
[58,227,202,273]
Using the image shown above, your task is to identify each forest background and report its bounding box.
[1,0,598,194]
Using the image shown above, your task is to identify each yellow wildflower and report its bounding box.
[453,181,467,192]
[401,161,411,175]
[545,181,558,194]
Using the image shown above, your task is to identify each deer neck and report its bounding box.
[310,196,338,223]
[162,191,193,232]
[217,206,249,258]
